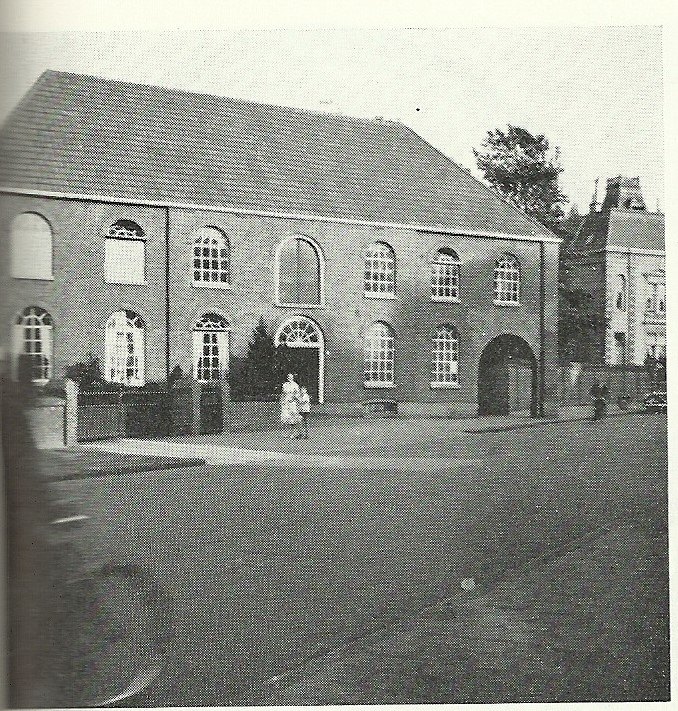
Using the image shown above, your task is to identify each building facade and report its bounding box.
[0,71,561,416]
[562,176,665,366]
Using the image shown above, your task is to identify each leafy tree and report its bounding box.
[474,125,567,230]
[558,287,607,363]
[64,353,103,387]
[229,319,291,401]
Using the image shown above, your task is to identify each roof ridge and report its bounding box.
[39,69,401,128]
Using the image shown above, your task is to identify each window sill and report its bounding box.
[193,281,232,290]
[364,381,395,389]
[275,302,325,309]
[105,281,148,286]
[431,296,460,303]
[493,300,521,307]
[430,382,460,389]
[364,292,397,300]
[12,275,54,281]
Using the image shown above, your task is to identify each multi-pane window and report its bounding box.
[493,254,520,303]
[431,248,460,301]
[646,281,666,314]
[364,322,395,386]
[11,213,53,280]
[431,325,459,387]
[647,332,666,359]
[193,227,230,286]
[364,242,396,296]
[615,274,627,311]
[105,220,146,284]
[193,314,230,382]
[13,307,53,383]
[277,237,322,305]
[105,310,145,386]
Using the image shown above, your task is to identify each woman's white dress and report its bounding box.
[280,381,302,424]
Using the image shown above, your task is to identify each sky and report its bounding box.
[0,25,664,214]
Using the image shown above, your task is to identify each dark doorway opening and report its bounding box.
[283,348,320,404]
[478,335,538,416]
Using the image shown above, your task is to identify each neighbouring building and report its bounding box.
[562,176,665,366]
[0,70,561,416]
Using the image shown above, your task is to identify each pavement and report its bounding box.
[75,404,636,467]
[45,411,667,705]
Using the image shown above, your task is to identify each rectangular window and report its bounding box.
[105,239,145,284]
[432,262,459,301]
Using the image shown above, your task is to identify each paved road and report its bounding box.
[51,413,667,705]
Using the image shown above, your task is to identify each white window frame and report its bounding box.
[364,242,396,299]
[364,322,395,388]
[274,236,325,308]
[192,314,231,382]
[192,227,231,289]
[10,212,54,280]
[12,306,53,384]
[431,249,461,302]
[493,254,521,305]
[430,325,460,388]
[104,220,146,285]
[104,310,145,386]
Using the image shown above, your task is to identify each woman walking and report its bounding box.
[280,373,302,438]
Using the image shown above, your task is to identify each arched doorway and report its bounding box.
[275,316,324,403]
[478,335,538,416]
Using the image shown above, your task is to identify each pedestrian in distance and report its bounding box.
[297,384,311,439]
[591,379,607,420]
[280,373,302,438]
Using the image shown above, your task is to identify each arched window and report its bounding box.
[431,248,460,301]
[276,237,322,305]
[364,322,395,387]
[105,310,145,386]
[193,314,230,382]
[364,242,396,296]
[616,274,627,311]
[13,307,53,383]
[10,213,53,280]
[105,219,146,284]
[493,254,521,304]
[431,325,459,387]
[193,227,230,286]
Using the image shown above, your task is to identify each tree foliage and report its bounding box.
[229,319,292,401]
[558,287,607,363]
[474,125,567,230]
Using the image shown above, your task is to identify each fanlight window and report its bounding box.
[193,227,230,286]
[431,325,459,387]
[431,248,460,301]
[10,213,53,280]
[276,318,321,346]
[13,306,53,383]
[105,310,145,386]
[364,242,396,296]
[105,219,146,285]
[193,314,230,382]
[493,254,521,303]
[364,322,395,386]
[277,237,322,305]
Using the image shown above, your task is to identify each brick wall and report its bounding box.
[1,193,560,411]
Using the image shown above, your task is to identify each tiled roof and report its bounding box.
[0,70,554,237]
[568,208,664,252]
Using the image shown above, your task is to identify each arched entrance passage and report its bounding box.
[275,316,325,403]
[478,335,538,416]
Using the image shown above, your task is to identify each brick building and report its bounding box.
[0,71,560,416]
[562,176,665,366]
